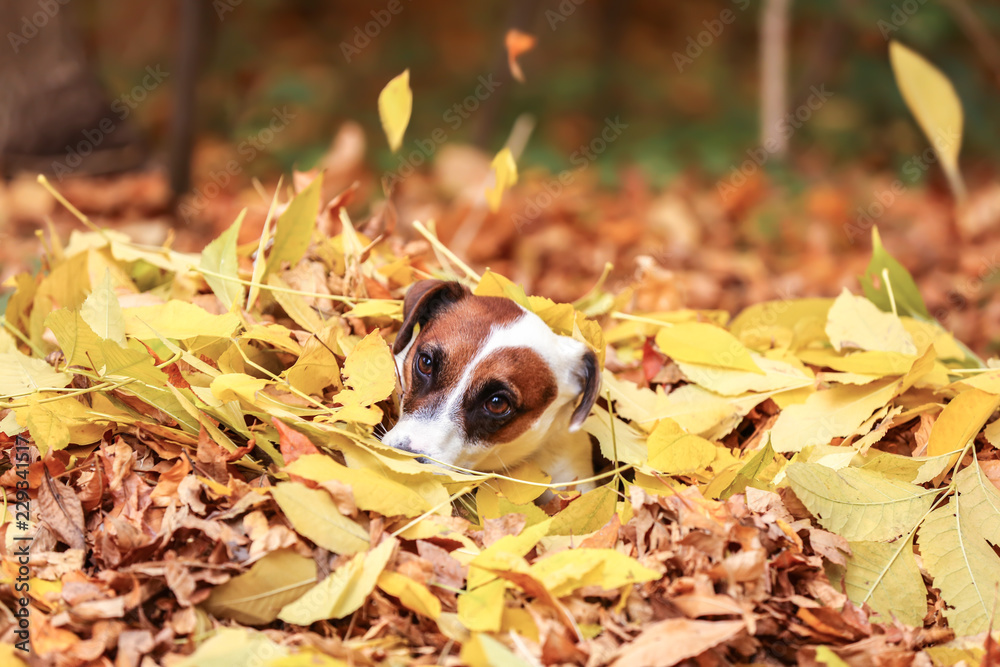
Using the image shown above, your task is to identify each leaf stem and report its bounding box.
[412,221,481,283]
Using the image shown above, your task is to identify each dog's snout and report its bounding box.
[384,433,431,464]
[391,435,415,453]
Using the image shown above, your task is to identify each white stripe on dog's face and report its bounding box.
[383,295,591,472]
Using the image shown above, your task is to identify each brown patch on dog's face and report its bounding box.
[461,347,558,444]
[400,295,524,416]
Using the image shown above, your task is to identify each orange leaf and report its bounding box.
[505,29,537,83]
[273,419,320,464]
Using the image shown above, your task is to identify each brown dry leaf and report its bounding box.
[672,592,745,618]
[611,619,746,666]
[37,472,86,550]
[579,513,622,549]
[150,457,193,506]
[416,540,467,591]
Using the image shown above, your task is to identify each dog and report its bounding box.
[382,280,601,496]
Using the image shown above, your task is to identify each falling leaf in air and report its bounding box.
[889,41,966,200]
[378,69,412,152]
[505,29,537,83]
[485,147,518,212]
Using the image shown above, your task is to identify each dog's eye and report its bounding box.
[484,394,511,416]
[416,353,433,376]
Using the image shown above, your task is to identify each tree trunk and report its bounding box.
[0,0,144,178]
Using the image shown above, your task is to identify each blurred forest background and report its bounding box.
[4,0,1000,349]
[11,0,1000,180]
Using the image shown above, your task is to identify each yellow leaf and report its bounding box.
[20,395,70,455]
[729,298,833,352]
[582,404,648,465]
[655,323,763,374]
[457,578,506,632]
[278,538,395,623]
[243,323,303,355]
[267,274,327,334]
[15,393,111,454]
[45,308,103,368]
[889,41,965,199]
[830,536,926,626]
[926,388,1000,459]
[200,210,245,309]
[377,571,441,619]
[955,369,1000,395]
[95,340,169,385]
[100,232,200,273]
[203,549,317,625]
[768,378,901,453]
[475,485,549,526]
[246,179,279,311]
[270,483,370,555]
[656,384,753,438]
[378,70,412,152]
[0,643,28,667]
[330,402,384,425]
[340,330,395,406]
[529,548,660,597]
[285,328,342,396]
[269,652,349,667]
[529,297,575,330]
[175,627,289,667]
[814,647,851,667]
[784,463,935,542]
[285,454,432,517]
[80,269,126,346]
[548,486,617,536]
[825,289,916,354]
[461,633,535,667]
[0,412,21,437]
[901,318,964,361]
[0,351,71,398]
[646,419,717,475]
[493,460,550,505]
[474,270,530,307]
[211,373,269,405]
[124,301,241,340]
[861,451,952,485]
[678,355,812,396]
[925,647,986,667]
[485,147,518,212]
[919,462,1000,635]
[468,520,551,590]
[344,299,403,320]
[33,249,89,315]
[601,371,669,427]
[267,174,324,278]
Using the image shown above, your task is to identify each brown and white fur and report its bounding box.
[382,280,600,496]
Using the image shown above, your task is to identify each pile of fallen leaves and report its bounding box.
[2,165,1000,667]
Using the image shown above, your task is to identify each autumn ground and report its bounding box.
[6,25,1000,667]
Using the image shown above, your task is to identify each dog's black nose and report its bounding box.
[391,436,415,453]
[386,435,430,463]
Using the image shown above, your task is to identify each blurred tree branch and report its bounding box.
[940,0,1000,91]
[760,0,791,159]
[168,0,209,200]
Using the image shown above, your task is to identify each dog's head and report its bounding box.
[381,280,600,473]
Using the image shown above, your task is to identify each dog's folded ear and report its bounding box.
[393,280,470,354]
[569,347,601,432]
